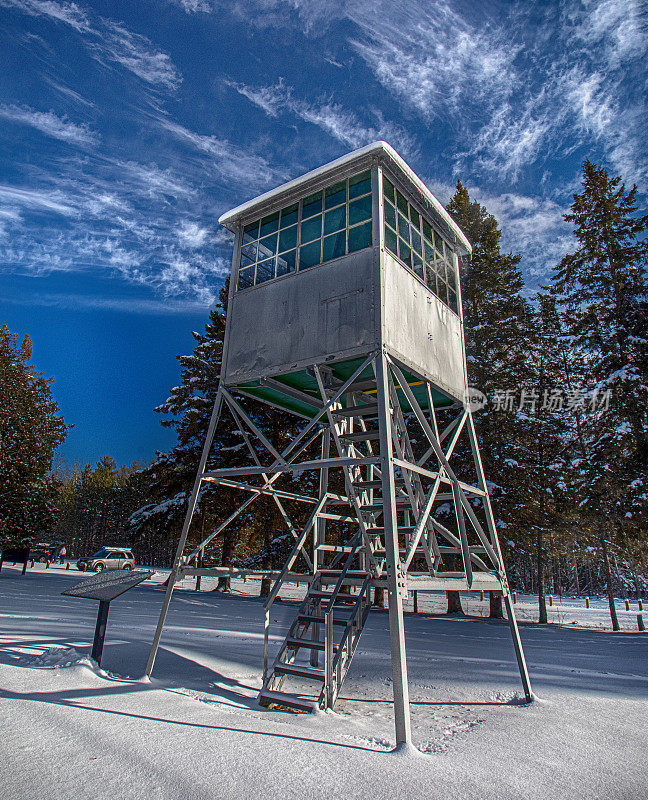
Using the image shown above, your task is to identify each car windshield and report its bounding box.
[91,549,110,558]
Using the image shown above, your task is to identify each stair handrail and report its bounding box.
[323,530,363,613]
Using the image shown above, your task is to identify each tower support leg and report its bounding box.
[375,352,412,746]
[145,387,224,678]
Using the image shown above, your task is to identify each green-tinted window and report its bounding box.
[396,190,408,215]
[280,203,298,228]
[397,212,410,241]
[258,232,278,259]
[448,289,458,314]
[412,253,424,280]
[411,228,422,256]
[276,249,296,276]
[410,207,420,228]
[278,224,297,252]
[383,177,395,203]
[299,240,321,270]
[302,191,322,219]
[325,180,346,209]
[349,194,372,226]
[241,242,257,262]
[422,218,433,243]
[260,211,279,237]
[324,205,346,235]
[301,214,322,243]
[244,220,259,238]
[384,200,396,230]
[237,266,255,289]
[348,221,372,253]
[424,239,434,266]
[398,238,412,267]
[323,230,346,261]
[256,258,275,283]
[385,224,398,256]
[349,170,371,199]
[446,264,457,290]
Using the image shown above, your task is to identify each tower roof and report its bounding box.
[218,141,472,256]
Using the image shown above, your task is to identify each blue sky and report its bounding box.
[1,0,646,468]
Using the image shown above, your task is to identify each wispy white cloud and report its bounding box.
[0,183,77,215]
[0,103,98,145]
[92,20,182,91]
[177,221,209,248]
[160,119,282,189]
[3,291,212,314]
[170,0,212,13]
[0,0,90,32]
[227,79,418,158]
[2,0,182,92]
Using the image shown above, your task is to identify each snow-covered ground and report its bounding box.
[1,563,646,800]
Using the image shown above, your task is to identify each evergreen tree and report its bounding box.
[446,182,537,615]
[0,325,67,543]
[131,281,305,590]
[551,159,648,629]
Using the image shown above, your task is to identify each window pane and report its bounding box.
[385,224,398,256]
[256,257,275,283]
[243,229,258,247]
[448,289,458,314]
[280,203,298,228]
[324,205,346,235]
[396,189,408,215]
[237,266,254,290]
[436,254,447,282]
[241,242,257,262]
[398,238,412,267]
[258,232,278,259]
[349,194,372,226]
[276,249,296,277]
[301,214,322,243]
[409,207,420,228]
[437,279,448,303]
[299,240,321,270]
[424,238,435,266]
[446,263,457,290]
[412,253,424,281]
[348,221,372,253]
[302,191,322,219]
[244,220,259,239]
[411,228,422,255]
[422,218,433,242]
[323,230,346,262]
[325,180,346,209]
[240,252,254,270]
[260,211,279,238]
[278,224,297,252]
[349,170,371,199]
[397,212,410,241]
[425,268,436,295]
[384,199,396,230]
[383,177,395,203]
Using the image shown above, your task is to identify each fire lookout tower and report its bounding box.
[146,142,533,746]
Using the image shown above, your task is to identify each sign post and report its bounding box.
[62,569,154,667]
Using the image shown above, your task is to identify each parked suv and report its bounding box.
[77,547,135,572]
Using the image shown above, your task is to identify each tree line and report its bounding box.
[2,158,646,627]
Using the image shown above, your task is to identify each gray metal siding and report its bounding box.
[381,251,466,402]
[223,247,378,384]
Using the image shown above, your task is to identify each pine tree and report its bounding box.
[0,325,67,543]
[551,159,648,630]
[446,182,537,616]
[131,281,305,590]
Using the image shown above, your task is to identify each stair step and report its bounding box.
[331,404,379,419]
[366,526,415,535]
[274,663,326,681]
[308,590,359,604]
[338,430,380,443]
[342,378,377,394]
[258,689,316,713]
[361,499,412,512]
[286,637,339,652]
[352,479,404,489]
[298,614,350,626]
